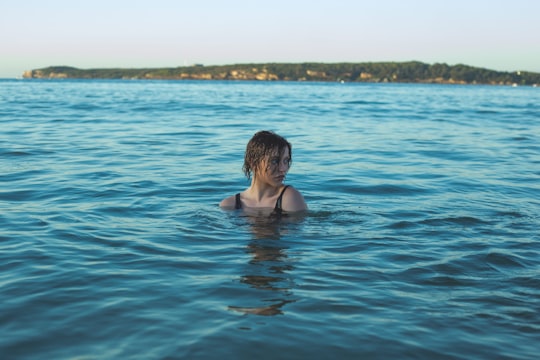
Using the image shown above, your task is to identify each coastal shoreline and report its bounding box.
[22,61,540,86]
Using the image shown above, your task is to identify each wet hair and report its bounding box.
[243,130,292,179]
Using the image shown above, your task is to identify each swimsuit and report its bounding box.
[235,185,290,216]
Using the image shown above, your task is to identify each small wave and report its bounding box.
[420,216,488,227]
[396,265,476,287]
[422,275,476,287]
[388,220,417,229]
[476,109,500,115]
[69,103,102,111]
[386,215,491,231]
[358,184,428,196]
[343,100,388,105]
[492,210,527,219]
[1,150,34,157]
[510,136,530,141]
[0,189,39,202]
[0,148,56,157]
[325,179,429,196]
[485,251,529,271]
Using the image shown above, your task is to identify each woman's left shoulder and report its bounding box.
[283,185,308,212]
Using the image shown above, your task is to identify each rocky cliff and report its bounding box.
[22,62,540,86]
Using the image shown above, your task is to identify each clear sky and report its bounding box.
[1,0,539,78]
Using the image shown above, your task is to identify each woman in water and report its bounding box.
[220,130,307,215]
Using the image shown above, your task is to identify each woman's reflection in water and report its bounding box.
[228,211,304,316]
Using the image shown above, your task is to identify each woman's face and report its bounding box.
[256,147,290,186]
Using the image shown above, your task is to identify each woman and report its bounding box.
[220,130,307,215]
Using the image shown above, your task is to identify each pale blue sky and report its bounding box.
[1,0,539,78]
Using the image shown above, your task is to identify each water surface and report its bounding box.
[1,79,539,359]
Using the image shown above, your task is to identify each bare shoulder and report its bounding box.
[282,186,308,212]
[220,194,237,208]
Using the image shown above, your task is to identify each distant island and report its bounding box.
[23,62,540,86]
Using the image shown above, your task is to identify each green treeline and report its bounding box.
[25,61,540,85]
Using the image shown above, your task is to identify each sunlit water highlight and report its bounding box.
[1,79,539,359]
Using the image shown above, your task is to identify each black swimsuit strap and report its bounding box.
[235,193,242,209]
[274,185,290,211]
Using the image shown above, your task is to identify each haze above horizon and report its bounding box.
[1,0,539,78]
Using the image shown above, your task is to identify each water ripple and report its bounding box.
[1,80,539,359]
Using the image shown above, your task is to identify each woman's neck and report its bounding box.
[248,179,282,203]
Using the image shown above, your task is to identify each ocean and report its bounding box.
[1,79,539,359]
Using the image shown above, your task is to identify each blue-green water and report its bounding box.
[1,79,539,359]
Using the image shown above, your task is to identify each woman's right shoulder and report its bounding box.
[219,194,237,208]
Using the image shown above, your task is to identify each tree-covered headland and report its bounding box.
[23,61,540,86]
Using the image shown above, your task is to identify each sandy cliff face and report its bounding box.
[22,67,281,81]
[22,70,68,79]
